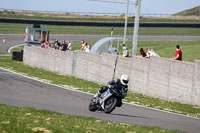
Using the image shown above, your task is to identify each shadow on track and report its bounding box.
[110,113,151,119]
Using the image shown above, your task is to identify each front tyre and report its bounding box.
[88,101,97,112]
[116,101,123,107]
[104,97,117,114]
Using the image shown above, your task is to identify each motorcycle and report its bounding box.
[88,86,128,114]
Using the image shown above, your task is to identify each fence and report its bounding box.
[23,45,200,106]
[1,18,200,28]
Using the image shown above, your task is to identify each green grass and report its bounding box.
[10,45,24,54]
[0,55,200,118]
[1,22,200,36]
[174,6,200,16]
[0,23,32,34]
[0,104,184,133]
[135,41,200,62]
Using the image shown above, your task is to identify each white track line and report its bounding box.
[8,44,25,54]
[0,67,200,120]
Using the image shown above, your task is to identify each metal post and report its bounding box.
[117,39,120,55]
[112,55,118,80]
[123,0,129,44]
[132,0,141,56]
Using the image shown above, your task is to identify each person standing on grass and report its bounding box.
[146,48,160,58]
[172,45,182,61]
[80,40,85,51]
[67,41,72,50]
[62,41,68,51]
[122,46,129,57]
[139,48,147,57]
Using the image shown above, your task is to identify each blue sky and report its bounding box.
[1,0,200,15]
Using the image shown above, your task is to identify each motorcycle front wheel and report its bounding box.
[88,100,97,112]
[104,97,117,114]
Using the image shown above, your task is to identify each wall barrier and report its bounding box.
[1,18,200,28]
[23,46,200,106]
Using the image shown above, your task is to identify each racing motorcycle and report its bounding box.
[88,86,128,114]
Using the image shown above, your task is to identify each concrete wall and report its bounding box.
[193,60,200,106]
[168,60,194,104]
[75,51,118,83]
[23,46,200,106]
[23,46,73,75]
[129,57,150,94]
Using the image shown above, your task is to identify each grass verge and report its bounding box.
[0,56,200,118]
[0,104,184,133]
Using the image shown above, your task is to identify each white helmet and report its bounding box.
[120,75,129,85]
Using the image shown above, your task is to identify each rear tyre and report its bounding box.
[104,97,117,114]
[88,101,97,112]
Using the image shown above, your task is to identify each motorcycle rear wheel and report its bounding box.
[104,97,117,114]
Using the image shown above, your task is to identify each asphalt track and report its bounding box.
[0,68,200,133]
[1,34,200,53]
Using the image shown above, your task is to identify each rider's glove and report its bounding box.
[108,85,114,89]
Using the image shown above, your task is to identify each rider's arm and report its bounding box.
[107,80,115,85]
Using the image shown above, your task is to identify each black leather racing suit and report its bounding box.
[99,79,128,95]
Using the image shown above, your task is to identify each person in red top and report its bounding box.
[140,48,147,57]
[174,45,182,61]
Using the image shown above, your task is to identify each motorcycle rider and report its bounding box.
[95,75,129,97]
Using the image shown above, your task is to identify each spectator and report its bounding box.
[80,41,90,52]
[139,48,146,57]
[172,45,182,61]
[67,41,72,50]
[61,41,67,51]
[122,46,129,57]
[84,42,90,52]
[40,41,49,49]
[59,41,65,50]
[146,48,160,58]
[54,40,60,49]
[40,41,45,48]
[80,40,85,51]
[110,27,114,37]
[121,43,126,47]
[44,41,50,49]
[24,32,27,42]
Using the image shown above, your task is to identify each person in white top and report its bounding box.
[85,44,90,52]
[81,42,90,52]
[146,48,160,58]
[67,41,72,50]
[122,46,129,57]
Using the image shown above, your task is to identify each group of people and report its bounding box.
[140,48,160,58]
[140,45,182,61]
[42,39,182,61]
[54,40,72,51]
[40,41,50,49]
[80,40,90,52]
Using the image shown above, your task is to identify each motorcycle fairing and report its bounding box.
[99,89,112,110]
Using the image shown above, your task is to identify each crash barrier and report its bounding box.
[1,18,200,28]
[23,46,200,106]
[12,50,23,61]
